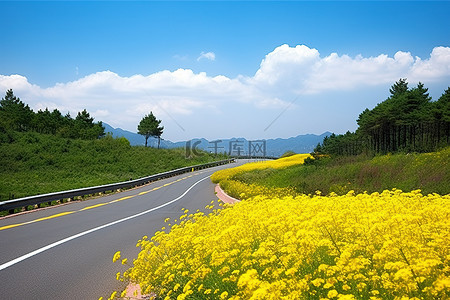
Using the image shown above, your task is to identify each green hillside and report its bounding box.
[0,130,225,201]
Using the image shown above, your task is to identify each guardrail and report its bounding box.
[0,159,235,214]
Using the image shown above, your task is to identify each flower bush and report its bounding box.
[106,155,449,299]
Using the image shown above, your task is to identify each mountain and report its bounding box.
[103,123,144,146]
[103,123,330,157]
[174,134,331,157]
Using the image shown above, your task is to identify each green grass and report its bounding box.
[232,148,450,196]
[0,131,227,201]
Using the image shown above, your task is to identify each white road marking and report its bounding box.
[0,176,210,271]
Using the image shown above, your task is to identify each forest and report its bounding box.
[315,79,450,155]
[0,89,105,141]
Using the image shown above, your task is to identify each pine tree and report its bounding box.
[137,112,164,148]
[0,89,33,131]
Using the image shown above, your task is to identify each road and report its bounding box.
[0,161,245,299]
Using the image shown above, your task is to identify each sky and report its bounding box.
[1,1,449,142]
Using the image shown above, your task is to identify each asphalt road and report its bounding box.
[0,161,245,300]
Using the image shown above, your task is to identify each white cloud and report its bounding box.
[1,45,449,140]
[409,46,450,81]
[251,44,450,96]
[197,51,216,61]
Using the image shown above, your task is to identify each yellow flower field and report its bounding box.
[211,154,310,199]
[210,153,311,184]
[107,156,450,299]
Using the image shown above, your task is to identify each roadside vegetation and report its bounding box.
[230,148,449,197]
[109,155,449,300]
[0,131,224,202]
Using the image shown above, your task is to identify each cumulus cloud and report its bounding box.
[409,46,450,81]
[1,45,449,139]
[197,51,216,61]
[251,44,450,96]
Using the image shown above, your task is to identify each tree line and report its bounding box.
[0,89,105,140]
[315,79,449,156]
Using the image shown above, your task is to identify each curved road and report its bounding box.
[0,161,246,299]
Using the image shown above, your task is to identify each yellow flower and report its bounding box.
[327,289,339,298]
[108,291,117,300]
[112,251,120,263]
[311,278,324,287]
[342,284,351,291]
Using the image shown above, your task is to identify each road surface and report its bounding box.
[0,161,246,299]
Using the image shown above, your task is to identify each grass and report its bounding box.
[0,131,227,201]
[232,148,450,196]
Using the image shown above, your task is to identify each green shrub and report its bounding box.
[0,132,227,200]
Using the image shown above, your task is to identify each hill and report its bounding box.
[0,130,225,202]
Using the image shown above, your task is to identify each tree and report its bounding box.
[0,89,33,131]
[389,78,408,97]
[137,112,164,148]
[74,109,105,139]
[318,80,449,155]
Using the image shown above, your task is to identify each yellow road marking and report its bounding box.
[0,170,201,230]
[0,223,23,231]
[0,211,75,231]
[31,211,75,222]
[81,203,108,211]
[109,195,135,203]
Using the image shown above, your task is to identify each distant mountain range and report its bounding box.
[103,123,331,157]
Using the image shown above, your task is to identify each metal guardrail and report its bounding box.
[0,159,235,213]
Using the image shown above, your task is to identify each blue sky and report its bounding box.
[1,1,450,141]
